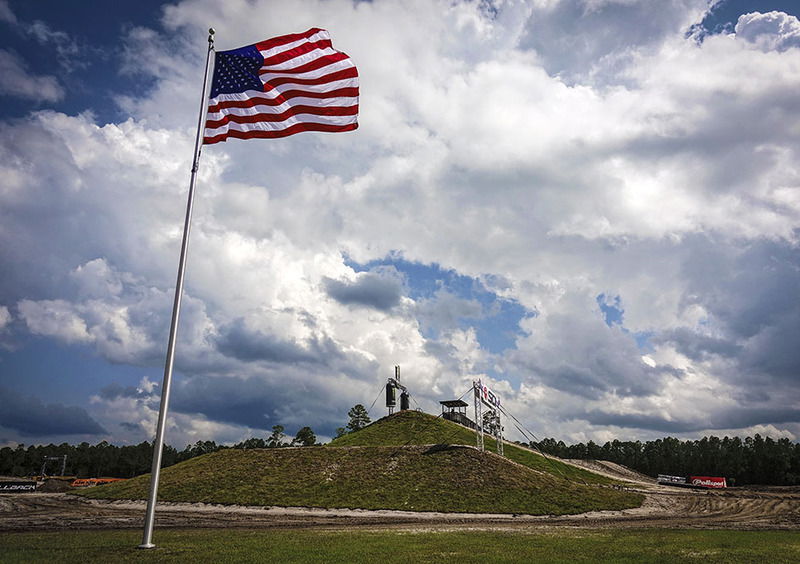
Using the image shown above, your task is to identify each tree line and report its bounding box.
[532,434,800,486]
[0,405,372,479]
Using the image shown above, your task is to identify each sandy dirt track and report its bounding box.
[2,484,799,533]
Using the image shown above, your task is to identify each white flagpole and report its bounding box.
[139,27,216,550]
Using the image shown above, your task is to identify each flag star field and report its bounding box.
[210,46,263,97]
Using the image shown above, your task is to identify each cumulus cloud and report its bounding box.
[519,0,709,84]
[736,11,800,52]
[18,299,93,344]
[414,289,484,341]
[2,0,800,445]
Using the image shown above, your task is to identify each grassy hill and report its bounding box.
[331,410,614,485]
[77,411,643,514]
[77,443,641,515]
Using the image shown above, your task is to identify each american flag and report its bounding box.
[204,28,359,144]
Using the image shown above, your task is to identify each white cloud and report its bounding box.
[735,11,800,52]
[18,299,93,344]
[0,49,63,102]
[2,0,800,444]
[0,305,11,330]
[24,20,82,69]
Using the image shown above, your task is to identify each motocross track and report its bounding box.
[2,483,799,533]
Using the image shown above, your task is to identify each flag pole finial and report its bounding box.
[208,28,215,45]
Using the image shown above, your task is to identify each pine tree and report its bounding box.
[346,404,371,433]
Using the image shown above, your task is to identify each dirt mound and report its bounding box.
[74,445,641,516]
[564,459,656,485]
[38,479,73,493]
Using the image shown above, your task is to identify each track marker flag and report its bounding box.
[139,28,358,550]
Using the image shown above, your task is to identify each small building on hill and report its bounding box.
[440,399,475,429]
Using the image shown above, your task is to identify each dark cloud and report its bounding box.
[655,328,742,360]
[323,267,404,311]
[0,387,106,436]
[519,0,703,84]
[509,301,665,399]
[679,237,800,385]
[171,372,353,437]
[215,318,341,365]
[582,406,800,434]
[582,411,701,434]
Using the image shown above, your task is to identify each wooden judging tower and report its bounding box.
[439,399,475,429]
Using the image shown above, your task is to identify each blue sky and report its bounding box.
[1,0,800,448]
[0,1,166,122]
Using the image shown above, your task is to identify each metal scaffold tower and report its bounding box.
[40,455,67,477]
[474,382,484,451]
[473,379,503,455]
[386,365,410,415]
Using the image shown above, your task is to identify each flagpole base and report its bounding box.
[137,543,156,550]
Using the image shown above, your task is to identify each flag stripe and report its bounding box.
[204,122,358,144]
[206,113,357,137]
[261,40,334,67]
[204,114,358,142]
[258,52,350,77]
[207,111,357,132]
[254,28,325,53]
[204,28,358,145]
[206,103,359,127]
[265,67,359,89]
[209,77,358,108]
[255,30,330,61]
[209,87,359,112]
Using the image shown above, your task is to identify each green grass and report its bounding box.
[1,528,798,563]
[76,444,641,515]
[331,410,616,484]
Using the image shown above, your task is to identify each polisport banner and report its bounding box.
[0,481,37,492]
[473,380,501,408]
[689,476,727,488]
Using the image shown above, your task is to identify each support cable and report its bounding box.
[366,384,385,415]
[499,404,588,486]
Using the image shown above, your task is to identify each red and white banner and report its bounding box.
[689,476,727,488]
[474,380,501,408]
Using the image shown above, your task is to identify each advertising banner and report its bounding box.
[0,481,37,492]
[657,474,687,485]
[689,476,727,488]
[474,380,501,409]
[70,478,126,488]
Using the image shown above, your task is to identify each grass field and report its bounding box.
[76,444,641,514]
[76,411,641,515]
[1,528,798,563]
[330,410,615,485]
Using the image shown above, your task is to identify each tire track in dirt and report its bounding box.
[2,487,799,532]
